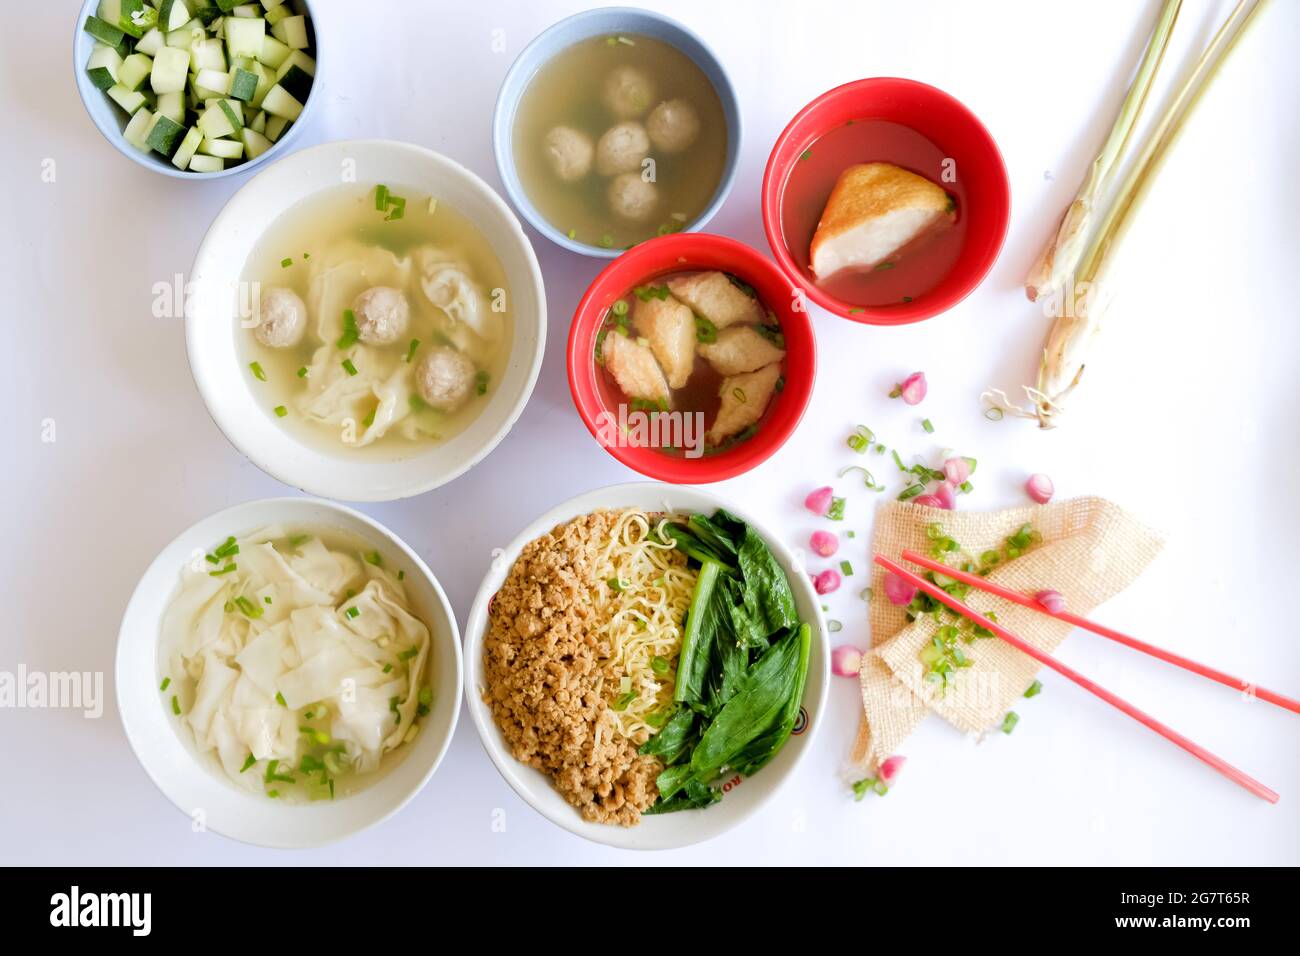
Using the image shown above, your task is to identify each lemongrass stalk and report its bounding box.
[1024,0,1183,302]
[999,0,1268,429]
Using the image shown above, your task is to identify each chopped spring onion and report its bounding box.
[827,497,846,521]
[398,646,419,662]
[209,563,237,577]
[336,309,359,349]
[275,692,287,707]
[375,185,389,209]
[1001,711,1020,734]
[364,551,383,567]
[611,691,638,711]
[344,606,359,619]
[650,656,670,676]
[233,595,263,619]
[171,695,181,715]
[839,560,854,577]
[404,338,421,363]
[296,366,308,378]
[273,405,288,418]
[611,299,629,317]
[1024,679,1043,698]
[240,754,256,773]
[159,677,171,692]
[921,418,935,433]
[280,257,293,268]
[248,361,266,381]
[342,358,358,376]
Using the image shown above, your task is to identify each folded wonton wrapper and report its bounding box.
[851,497,1164,771]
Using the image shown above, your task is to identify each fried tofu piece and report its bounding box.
[666,271,765,329]
[633,294,696,389]
[810,162,952,279]
[707,362,782,446]
[603,330,671,406]
[697,326,786,377]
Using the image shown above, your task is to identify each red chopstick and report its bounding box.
[875,554,1280,803]
[902,549,1300,716]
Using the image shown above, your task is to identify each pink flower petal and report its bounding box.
[877,754,907,786]
[831,645,863,677]
[809,530,839,558]
[943,456,971,485]
[1026,473,1054,504]
[883,571,916,606]
[805,485,834,516]
[813,569,842,595]
[898,371,927,405]
[1035,589,1066,614]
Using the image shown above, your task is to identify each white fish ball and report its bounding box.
[254,287,307,348]
[415,346,476,412]
[646,98,700,154]
[608,172,658,222]
[543,125,594,182]
[596,122,650,177]
[351,286,410,345]
[603,66,654,118]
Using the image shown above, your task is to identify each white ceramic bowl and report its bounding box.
[117,497,463,848]
[187,139,546,501]
[463,481,829,850]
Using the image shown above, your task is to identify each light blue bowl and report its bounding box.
[492,7,742,258]
[72,0,323,180]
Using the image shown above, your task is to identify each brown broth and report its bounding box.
[780,120,968,307]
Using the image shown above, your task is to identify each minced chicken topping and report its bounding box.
[483,511,662,826]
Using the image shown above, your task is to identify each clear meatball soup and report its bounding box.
[512,34,728,250]
[238,183,513,460]
[593,270,787,458]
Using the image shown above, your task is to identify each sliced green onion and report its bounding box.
[170,695,181,715]
[361,408,376,428]
[839,560,853,577]
[921,418,935,433]
[342,358,358,376]
[364,551,383,567]
[280,257,293,268]
[240,754,256,773]
[336,309,359,349]
[159,677,171,692]
[611,691,637,711]
[248,361,266,381]
[404,338,421,363]
[650,656,669,676]
[1024,679,1043,698]
[611,299,628,317]
[398,646,418,662]
[209,563,237,577]
[296,366,308,378]
[234,595,263,619]
[273,405,288,418]
[1001,711,1020,734]
[275,692,287,707]
[375,184,389,210]
[344,606,359,619]
[827,497,846,521]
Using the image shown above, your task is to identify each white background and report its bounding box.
[3,0,1297,865]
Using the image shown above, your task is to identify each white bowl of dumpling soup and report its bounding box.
[187,139,546,501]
[116,497,462,848]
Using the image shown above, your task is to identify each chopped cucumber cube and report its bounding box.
[118,52,153,91]
[159,0,193,32]
[115,0,158,39]
[195,68,232,95]
[215,0,243,11]
[264,5,290,28]
[146,113,187,155]
[106,83,148,114]
[188,153,225,173]
[260,0,287,10]
[201,136,245,159]
[122,108,154,152]
[275,49,314,79]
[271,14,308,50]
[249,109,267,133]
[191,37,226,72]
[255,33,290,69]
[264,112,289,142]
[150,46,191,94]
[156,90,186,123]
[219,98,244,129]
[275,63,311,102]
[83,15,126,46]
[135,27,165,56]
[259,84,302,121]
[231,4,262,16]
[225,16,265,59]
[229,67,258,101]
[166,20,204,48]
[86,45,124,90]
[171,126,203,169]
[196,100,237,138]
[240,127,272,159]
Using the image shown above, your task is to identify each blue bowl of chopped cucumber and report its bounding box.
[74,0,321,178]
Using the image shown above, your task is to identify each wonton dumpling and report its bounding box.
[809,162,952,279]
[308,240,413,342]
[708,362,782,446]
[602,330,670,406]
[633,294,695,389]
[698,325,786,376]
[414,247,503,357]
[666,271,765,329]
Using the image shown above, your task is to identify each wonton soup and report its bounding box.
[594,270,786,457]
[159,525,433,803]
[512,33,728,249]
[238,183,513,459]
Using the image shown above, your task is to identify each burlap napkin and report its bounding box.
[851,496,1163,769]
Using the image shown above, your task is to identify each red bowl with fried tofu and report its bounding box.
[567,233,816,482]
[762,77,1010,325]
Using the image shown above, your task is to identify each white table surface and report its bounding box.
[4,0,1297,866]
